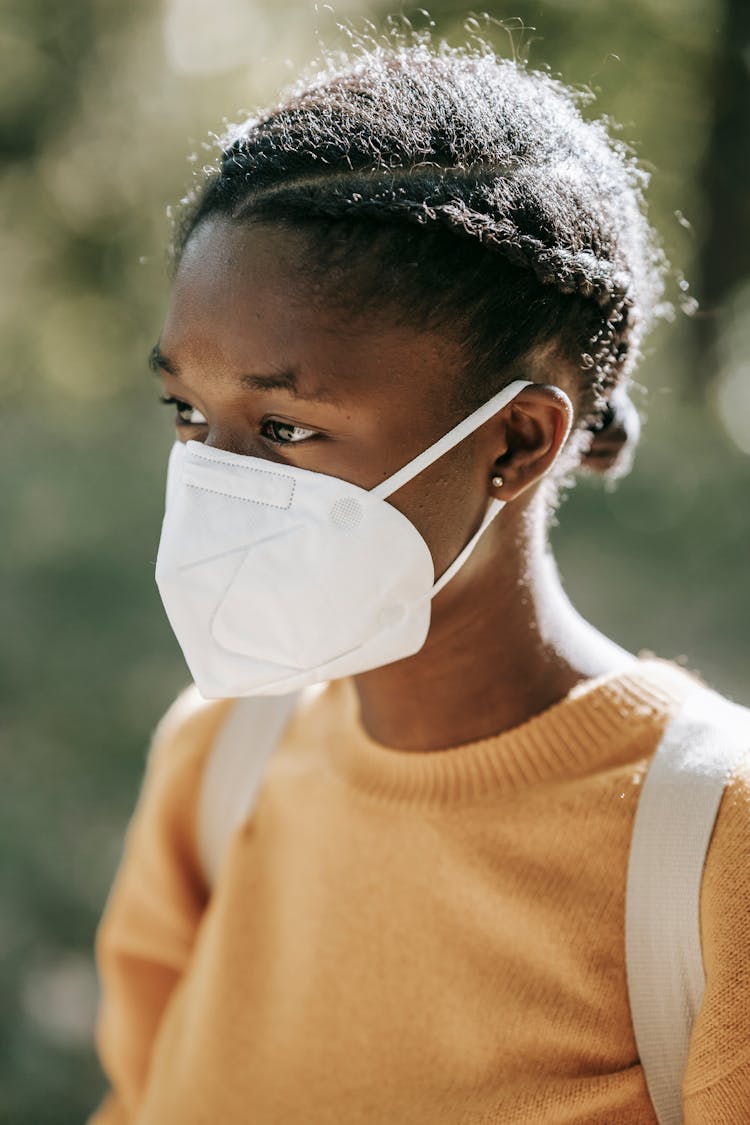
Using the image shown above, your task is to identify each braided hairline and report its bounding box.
[221,155,634,307]
[213,155,636,409]
[185,162,635,421]
[177,48,662,432]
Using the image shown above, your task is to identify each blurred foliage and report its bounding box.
[0,1,748,1121]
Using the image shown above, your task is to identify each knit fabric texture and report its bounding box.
[89,659,750,1124]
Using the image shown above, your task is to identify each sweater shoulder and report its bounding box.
[146,685,235,782]
[98,688,236,941]
[687,691,750,938]
[126,687,237,881]
[700,733,750,947]
[684,700,750,1097]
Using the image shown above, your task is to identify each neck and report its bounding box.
[353,499,635,751]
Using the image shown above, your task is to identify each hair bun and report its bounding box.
[582,388,641,478]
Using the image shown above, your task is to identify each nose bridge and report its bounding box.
[203,427,270,461]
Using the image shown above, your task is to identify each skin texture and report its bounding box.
[156,218,635,751]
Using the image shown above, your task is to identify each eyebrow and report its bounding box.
[149,344,179,377]
[148,344,303,398]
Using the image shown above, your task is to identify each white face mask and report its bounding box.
[155,378,535,697]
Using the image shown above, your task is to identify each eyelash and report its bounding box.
[160,395,206,426]
[159,395,318,446]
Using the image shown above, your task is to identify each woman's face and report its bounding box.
[153,217,504,580]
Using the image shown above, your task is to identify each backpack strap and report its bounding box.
[625,686,750,1125]
[197,691,300,889]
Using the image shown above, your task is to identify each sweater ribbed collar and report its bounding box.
[323,659,698,807]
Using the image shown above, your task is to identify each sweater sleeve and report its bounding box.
[683,747,750,1121]
[88,687,232,1125]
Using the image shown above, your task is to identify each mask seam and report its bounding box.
[186,481,295,510]
[190,448,297,484]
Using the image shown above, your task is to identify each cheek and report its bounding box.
[387,445,488,579]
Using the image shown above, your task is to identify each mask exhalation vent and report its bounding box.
[330,496,364,530]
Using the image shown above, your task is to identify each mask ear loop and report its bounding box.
[368,378,532,601]
[429,497,504,599]
[370,379,533,501]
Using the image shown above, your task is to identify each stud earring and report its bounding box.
[491,475,504,488]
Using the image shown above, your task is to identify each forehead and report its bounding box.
[160,217,464,409]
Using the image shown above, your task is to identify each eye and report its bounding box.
[261,419,319,445]
[160,395,207,426]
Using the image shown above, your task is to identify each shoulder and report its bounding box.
[701,721,750,944]
[692,691,750,919]
[684,695,750,1100]
[146,684,235,781]
[126,686,236,865]
[102,687,238,906]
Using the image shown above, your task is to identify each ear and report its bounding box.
[488,384,573,500]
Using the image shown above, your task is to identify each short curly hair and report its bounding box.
[176,42,665,438]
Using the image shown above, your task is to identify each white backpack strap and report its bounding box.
[625,687,750,1124]
[197,692,299,889]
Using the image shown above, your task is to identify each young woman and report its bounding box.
[90,42,750,1124]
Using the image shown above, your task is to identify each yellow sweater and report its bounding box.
[90,660,750,1124]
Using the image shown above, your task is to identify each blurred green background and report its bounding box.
[1,0,748,1121]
